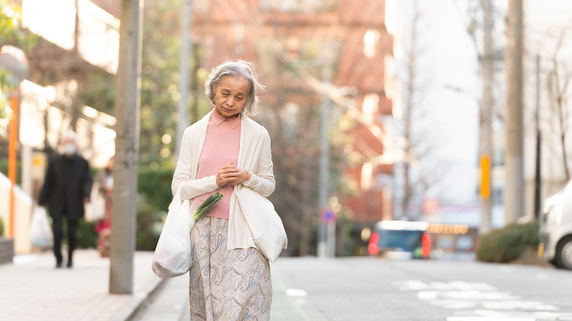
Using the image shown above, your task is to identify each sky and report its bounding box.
[390,0,572,223]
[391,0,480,207]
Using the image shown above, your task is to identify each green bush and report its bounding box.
[76,220,98,249]
[138,166,175,211]
[476,221,539,263]
[136,194,163,251]
[136,166,174,251]
[0,216,4,236]
[71,165,173,251]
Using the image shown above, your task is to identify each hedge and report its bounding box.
[476,221,539,263]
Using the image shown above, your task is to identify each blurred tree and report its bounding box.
[395,0,440,221]
[255,43,348,256]
[546,26,572,182]
[139,0,210,168]
[0,0,36,51]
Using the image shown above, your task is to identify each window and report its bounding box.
[456,235,473,251]
[436,235,454,250]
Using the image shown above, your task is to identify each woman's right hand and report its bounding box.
[216,162,240,187]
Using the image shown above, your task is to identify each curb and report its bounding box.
[109,277,167,321]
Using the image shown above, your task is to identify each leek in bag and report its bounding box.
[193,192,223,221]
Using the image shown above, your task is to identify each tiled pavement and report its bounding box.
[0,250,163,321]
[0,250,312,321]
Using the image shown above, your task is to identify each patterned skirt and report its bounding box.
[189,217,272,321]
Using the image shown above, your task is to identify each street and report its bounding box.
[135,257,572,321]
[273,257,572,321]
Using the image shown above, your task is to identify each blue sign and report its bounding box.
[320,208,336,223]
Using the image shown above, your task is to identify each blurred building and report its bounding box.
[1,0,119,253]
[11,0,118,169]
[189,0,395,227]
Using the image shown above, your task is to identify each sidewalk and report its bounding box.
[0,250,163,321]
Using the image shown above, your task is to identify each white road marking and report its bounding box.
[285,288,308,297]
[447,317,536,321]
[397,280,572,321]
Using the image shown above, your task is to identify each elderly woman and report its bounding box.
[172,60,274,320]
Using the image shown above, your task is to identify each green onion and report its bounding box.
[193,192,223,221]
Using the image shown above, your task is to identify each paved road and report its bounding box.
[134,257,572,321]
[274,257,572,321]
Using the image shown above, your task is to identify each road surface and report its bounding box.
[134,257,572,321]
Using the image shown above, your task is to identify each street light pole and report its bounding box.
[505,0,524,225]
[479,0,493,235]
[109,0,143,294]
[533,55,542,220]
[318,43,332,258]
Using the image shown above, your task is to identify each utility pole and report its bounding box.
[505,0,524,225]
[479,0,493,235]
[110,0,143,294]
[175,0,192,156]
[318,43,332,258]
[534,55,541,220]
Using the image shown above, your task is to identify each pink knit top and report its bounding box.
[188,111,241,220]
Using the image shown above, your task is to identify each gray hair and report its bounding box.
[61,130,77,144]
[204,60,266,115]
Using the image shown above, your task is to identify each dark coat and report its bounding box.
[38,154,93,221]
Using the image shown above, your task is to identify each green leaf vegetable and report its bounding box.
[193,192,223,221]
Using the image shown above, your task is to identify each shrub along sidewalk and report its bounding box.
[476,220,539,264]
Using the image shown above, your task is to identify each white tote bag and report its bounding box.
[85,182,106,222]
[29,206,53,248]
[236,187,287,263]
[152,188,194,278]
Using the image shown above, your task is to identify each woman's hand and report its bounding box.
[228,167,252,186]
[216,163,240,187]
[216,162,251,187]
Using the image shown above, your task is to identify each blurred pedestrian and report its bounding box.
[172,60,274,320]
[95,156,114,257]
[38,131,92,268]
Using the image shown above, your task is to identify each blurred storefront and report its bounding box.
[1,0,120,253]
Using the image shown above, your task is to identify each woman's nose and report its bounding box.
[227,97,235,106]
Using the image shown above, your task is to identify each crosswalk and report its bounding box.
[397,280,572,321]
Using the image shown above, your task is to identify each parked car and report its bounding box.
[539,179,572,270]
[368,220,431,259]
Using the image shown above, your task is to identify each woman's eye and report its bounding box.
[236,97,243,101]
[222,93,229,97]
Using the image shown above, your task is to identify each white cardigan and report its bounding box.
[172,110,276,250]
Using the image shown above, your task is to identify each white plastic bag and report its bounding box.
[29,206,53,248]
[85,182,106,222]
[152,188,194,278]
[236,186,287,263]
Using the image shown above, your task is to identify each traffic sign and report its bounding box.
[320,208,336,223]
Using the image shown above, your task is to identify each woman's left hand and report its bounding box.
[228,167,252,186]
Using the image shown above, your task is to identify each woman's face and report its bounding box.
[213,76,250,119]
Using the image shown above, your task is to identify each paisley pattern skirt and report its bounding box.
[189,217,272,321]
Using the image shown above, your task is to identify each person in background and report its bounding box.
[39,130,92,268]
[95,156,114,257]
